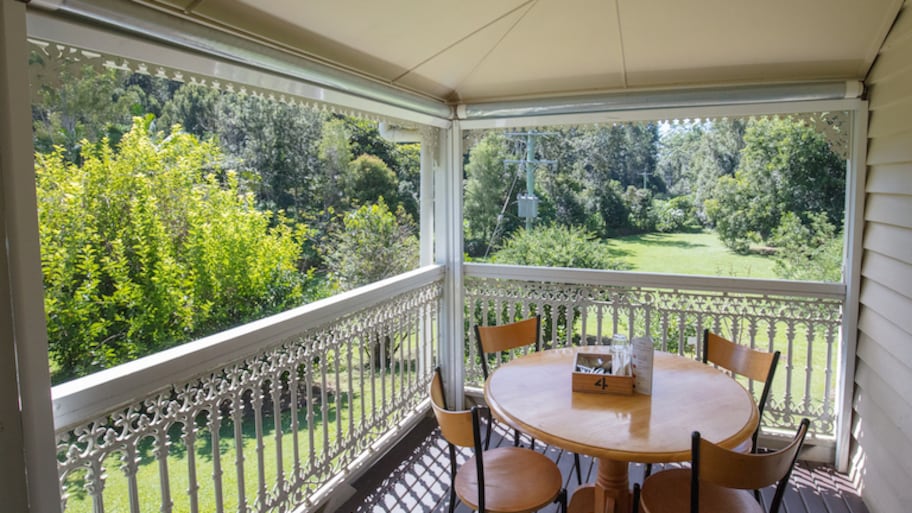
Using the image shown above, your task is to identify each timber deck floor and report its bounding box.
[337,417,869,513]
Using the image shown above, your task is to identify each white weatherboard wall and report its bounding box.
[855,2,912,512]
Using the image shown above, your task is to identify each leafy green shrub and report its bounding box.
[491,224,630,270]
[771,212,842,282]
[321,198,418,291]
[655,195,701,233]
[37,118,309,381]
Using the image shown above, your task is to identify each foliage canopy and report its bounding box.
[37,118,310,380]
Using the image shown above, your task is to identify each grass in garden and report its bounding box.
[606,230,776,278]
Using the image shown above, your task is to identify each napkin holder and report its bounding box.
[571,352,635,395]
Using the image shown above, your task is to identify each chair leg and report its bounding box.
[643,462,653,478]
[482,409,493,450]
[574,453,582,485]
[448,444,458,513]
[514,428,521,447]
[632,483,641,513]
[555,488,568,513]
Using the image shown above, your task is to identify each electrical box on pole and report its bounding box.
[504,131,556,230]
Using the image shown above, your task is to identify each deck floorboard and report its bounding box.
[338,417,867,513]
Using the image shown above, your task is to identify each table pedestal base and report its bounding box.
[568,458,630,513]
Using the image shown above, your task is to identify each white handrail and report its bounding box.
[464,262,845,299]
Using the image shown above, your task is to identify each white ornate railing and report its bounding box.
[51,261,844,512]
[52,266,444,513]
[464,263,844,440]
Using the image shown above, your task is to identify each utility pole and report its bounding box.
[640,171,652,189]
[504,131,556,230]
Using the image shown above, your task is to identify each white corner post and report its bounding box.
[835,102,868,472]
[0,1,62,511]
[0,1,31,505]
[436,121,465,409]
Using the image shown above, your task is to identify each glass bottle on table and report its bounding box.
[610,333,630,376]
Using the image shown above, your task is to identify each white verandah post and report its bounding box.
[0,0,62,511]
[435,121,466,409]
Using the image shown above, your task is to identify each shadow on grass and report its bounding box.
[614,232,708,249]
[601,244,633,258]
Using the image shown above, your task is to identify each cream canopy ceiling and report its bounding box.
[145,0,903,104]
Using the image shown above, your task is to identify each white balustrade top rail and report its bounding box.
[465,263,845,299]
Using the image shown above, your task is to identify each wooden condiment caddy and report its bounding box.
[571,352,635,395]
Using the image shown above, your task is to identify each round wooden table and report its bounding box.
[484,346,758,513]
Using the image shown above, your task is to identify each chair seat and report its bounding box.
[455,446,563,513]
[640,468,764,513]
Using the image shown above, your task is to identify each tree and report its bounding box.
[346,154,399,208]
[317,118,353,211]
[162,85,327,221]
[622,123,660,189]
[322,199,418,291]
[583,178,628,233]
[536,164,588,228]
[657,120,745,218]
[625,186,656,232]
[654,195,701,233]
[37,118,309,381]
[464,133,520,255]
[31,56,148,162]
[214,93,326,220]
[572,123,659,235]
[341,117,422,219]
[739,118,845,226]
[771,212,843,282]
[393,142,422,221]
[706,118,844,252]
[344,117,400,172]
[704,175,754,253]
[158,82,221,138]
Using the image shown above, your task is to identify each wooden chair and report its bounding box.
[702,329,781,454]
[643,329,780,478]
[475,316,585,484]
[430,367,567,513]
[635,418,810,513]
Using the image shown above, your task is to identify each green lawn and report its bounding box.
[606,230,776,278]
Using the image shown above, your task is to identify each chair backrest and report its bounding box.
[703,329,780,422]
[691,418,810,513]
[430,367,476,449]
[474,315,541,378]
[430,367,495,512]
